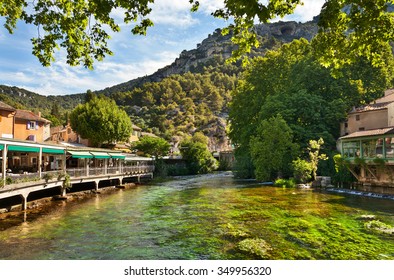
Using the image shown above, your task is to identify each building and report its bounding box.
[0,101,16,139]
[337,89,394,194]
[49,123,90,146]
[14,110,51,142]
[340,88,394,136]
[0,102,50,142]
[129,124,142,142]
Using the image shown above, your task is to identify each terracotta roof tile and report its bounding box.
[340,127,394,139]
[0,101,16,111]
[15,109,51,123]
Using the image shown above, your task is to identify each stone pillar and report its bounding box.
[104,158,108,175]
[86,159,89,177]
[2,145,7,182]
[94,180,99,192]
[21,194,27,211]
[38,147,42,178]
[62,153,66,174]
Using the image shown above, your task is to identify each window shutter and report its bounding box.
[27,122,31,129]
[36,121,39,130]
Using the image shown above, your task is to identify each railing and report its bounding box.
[2,165,155,186]
[123,165,155,174]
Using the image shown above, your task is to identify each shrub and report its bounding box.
[274,178,296,188]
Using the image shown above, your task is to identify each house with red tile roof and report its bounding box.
[0,101,51,142]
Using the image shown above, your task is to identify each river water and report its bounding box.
[0,172,393,260]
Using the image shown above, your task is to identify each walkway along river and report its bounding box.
[0,172,393,259]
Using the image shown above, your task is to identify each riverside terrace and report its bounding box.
[0,138,154,211]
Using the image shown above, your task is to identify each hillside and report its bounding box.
[97,19,318,95]
[0,19,320,151]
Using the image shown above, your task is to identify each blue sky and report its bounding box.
[0,0,324,96]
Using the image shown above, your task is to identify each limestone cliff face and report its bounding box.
[99,20,319,95]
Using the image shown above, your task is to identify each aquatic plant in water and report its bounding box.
[364,220,394,234]
[237,238,272,259]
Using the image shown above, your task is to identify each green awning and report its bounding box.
[67,150,94,159]
[7,145,40,153]
[42,148,64,154]
[0,144,4,150]
[90,151,110,159]
[108,152,126,159]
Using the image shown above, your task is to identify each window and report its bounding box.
[27,121,37,130]
[344,122,348,128]
[355,115,360,121]
[343,141,360,158]
[359,127,365,131]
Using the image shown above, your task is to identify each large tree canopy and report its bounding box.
[229,38,394,179]
[1,1,393,68]
[69,95,133,147]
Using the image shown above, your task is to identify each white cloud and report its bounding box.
[148,0,199,27]
[0,0,326,96]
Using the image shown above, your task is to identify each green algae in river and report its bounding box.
[0,173,393,260]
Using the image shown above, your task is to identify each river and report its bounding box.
[0,172,393,260]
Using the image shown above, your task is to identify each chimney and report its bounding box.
[38,111,41,118]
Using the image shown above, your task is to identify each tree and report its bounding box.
[292,138,328,183]
[132,136,170,159]
[307,138,328,181]
[180,132,218,174]
[69,95,132,147]
[1,1,393,68]
[229,38,393,178]
[249,115,299,181]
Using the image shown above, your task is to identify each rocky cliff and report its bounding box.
[98,19,319,95]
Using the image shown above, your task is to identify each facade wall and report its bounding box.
[0,111,14,138]
[387,102,394,127]
[342,109,388,136]
[14,119,46,142]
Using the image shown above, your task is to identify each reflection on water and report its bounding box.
[0,172,393,260]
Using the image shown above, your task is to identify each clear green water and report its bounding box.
[0,172,393,260]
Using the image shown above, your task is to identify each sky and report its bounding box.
[0,0,325,96]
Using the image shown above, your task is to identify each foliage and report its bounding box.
[42,173,54,183]
[180,133,218,174]
[292,158,313,184]
[132,136,170,159]
[232,146,255,179]
[249,115,299,182]
[364,220,394,234]
[274,178,296,188]
[115,66,238,149]
[332,154,355,187]
[229,38,394,179]
[307,138,328,181]
[237,238,272,259]
[313,1,394,70]
[69,95,133,147]
[1,1,393,69]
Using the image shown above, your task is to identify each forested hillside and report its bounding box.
[0,19,321,150]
